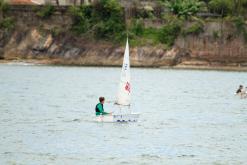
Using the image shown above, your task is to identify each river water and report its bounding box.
[0,64,247,165]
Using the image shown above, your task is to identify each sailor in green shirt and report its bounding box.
[95,97,110,116]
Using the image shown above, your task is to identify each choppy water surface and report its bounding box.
[0,64,247,165]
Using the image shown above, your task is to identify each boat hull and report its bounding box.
[95,113,140,122]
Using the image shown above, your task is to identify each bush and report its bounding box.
[91,0,125,36]
[231,16,247,42]
[130,19,144,36]
[182,22,204,35]
[69,5,93,19]
[158,20,182,47]
[166,0,203,19]
[69,0,126,42]
[0,0,9,13]
[128,27,160,46]
[0,17,15,30]
[212,30,220,39]
[69,5,92,34]
[208,0,233,16]
[143,27,160,42]
[95,0,123,20]
[36,4,55,18]
[92,0,126,41]
[232,16,245,33]
[136,8,155,19]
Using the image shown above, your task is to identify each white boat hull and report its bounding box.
[95,113,140,122]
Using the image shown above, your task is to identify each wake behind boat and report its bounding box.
[95,38,140,122]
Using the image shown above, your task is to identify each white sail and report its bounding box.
[116,39,131,106]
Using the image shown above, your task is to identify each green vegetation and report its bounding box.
[0,17,15,31]
[208,0,233,16]
[68,0,186,47]
[212,30,220,40]
[69,0,125,42]
[126,0,246,46]
[129,17,184,47]
[232,16,247,42]
[182,22,204,36]
[160,0,247,17]
[36,4,55,18]
[65,0,247,47]
[1,0,246,47]
[233,16,246,33]
[2,0,244,47]
[0,0,9,14]
[0,0,14,31]
[158,20,182,46]
[165,0,203,19]
[69,5,92,34]
[128,27,160,46]
[130,19,144,36]
[207,0,247,16]
[1,0,247,49]
[135,7,155,19]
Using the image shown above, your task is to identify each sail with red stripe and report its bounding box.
[116,39,131,106]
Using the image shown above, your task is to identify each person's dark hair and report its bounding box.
[99,97,105,103]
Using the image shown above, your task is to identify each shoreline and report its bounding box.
[1,59,247,72]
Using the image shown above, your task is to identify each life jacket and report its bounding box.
[95,103,103,113]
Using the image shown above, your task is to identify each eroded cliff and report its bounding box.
[1,5,247,69]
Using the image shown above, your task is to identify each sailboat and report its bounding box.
[96,38,140,122]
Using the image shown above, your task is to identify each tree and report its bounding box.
[232,0,247,15]
[166,0,203,19]
[208,0,233,16]
[69,0,125,41]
